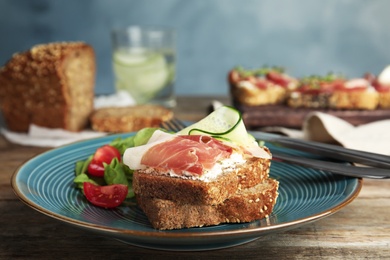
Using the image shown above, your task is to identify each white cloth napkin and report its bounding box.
[302,112,390,156]
[261,111,390,156]
[1,125,106,147]
[0,91,135,147]
[93,90,135,109]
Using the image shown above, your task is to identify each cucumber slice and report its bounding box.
[113,48,169,103]
[178,106,255,146]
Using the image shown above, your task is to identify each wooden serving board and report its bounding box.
[234,103,390,129]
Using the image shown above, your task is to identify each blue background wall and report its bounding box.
[1,0,390,96]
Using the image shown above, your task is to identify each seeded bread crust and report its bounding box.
[133,155,272,205]
[137,178,279,230]
[90,105,173,133]
[0,42,95,132]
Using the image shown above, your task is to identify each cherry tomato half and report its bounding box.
[87,160,105,177]
[87,145,121,177]
[266,71,290,87]
[83,182,128,208]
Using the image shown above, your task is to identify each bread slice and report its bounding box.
[372,67,390,108]
[288,89,380,110]
[329,89,379,110]
[328,78,379,110]
[287,92,331,108]
[287,76,381,110]
[0,42,95,132]
[137,178,279,230]
[132,156,272,205]
[378,91,390,108]
[231,81,287,106]
[228,67,297,106]
[90,105,173,133]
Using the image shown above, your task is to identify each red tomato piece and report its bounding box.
[266,71,290,87]
[87,160,105,177]
[93,145,121,164]
[375,84,390,92]
[328,79,346,90]
[335,79,368,92]
[319,81,338,93]
[372,80,390,92]
[87,145,121,177]
[254,78,269,89]
[83,182,128,208]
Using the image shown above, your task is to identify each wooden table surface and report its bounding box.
[1,96,389,259]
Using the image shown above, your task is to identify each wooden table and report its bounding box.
[1,96,389,259]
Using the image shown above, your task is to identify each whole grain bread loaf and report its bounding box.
[90,105,173,133]
[0,42,95,132]
[137,178,279,230]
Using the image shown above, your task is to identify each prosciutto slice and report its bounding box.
[141,135,233,175]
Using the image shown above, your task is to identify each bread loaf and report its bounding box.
[0,42,95,132]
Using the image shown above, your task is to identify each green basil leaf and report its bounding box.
[73,173,99,189]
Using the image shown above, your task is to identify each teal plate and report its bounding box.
[12,133,362,251]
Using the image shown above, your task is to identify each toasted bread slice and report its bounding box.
[132,156,272,205]
[90,105,173,133]
[371,66,390,108]
[288,89,380,110]
[329,90,379,110]
[231,81,287,106]
[377,92,390,108]
[228,67,297,107]
[137,178,279,230]
[287,92,331,108]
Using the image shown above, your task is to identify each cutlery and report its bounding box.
[250,131,390,170]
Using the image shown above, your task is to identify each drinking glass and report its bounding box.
[111,26,176,107]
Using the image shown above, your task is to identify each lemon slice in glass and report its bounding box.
[113,48,169,104]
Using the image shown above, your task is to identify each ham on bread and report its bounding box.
[123,130,278,230]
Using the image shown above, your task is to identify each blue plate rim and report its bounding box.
[11,133,363,240]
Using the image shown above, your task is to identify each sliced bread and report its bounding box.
[137,178,279,230]
[228,67,297,107]
[132,155,272,205]
[90,105,173,133]
[329,89,379,110]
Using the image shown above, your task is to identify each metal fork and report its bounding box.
[160,118,390,179]
[160,118,187,132]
